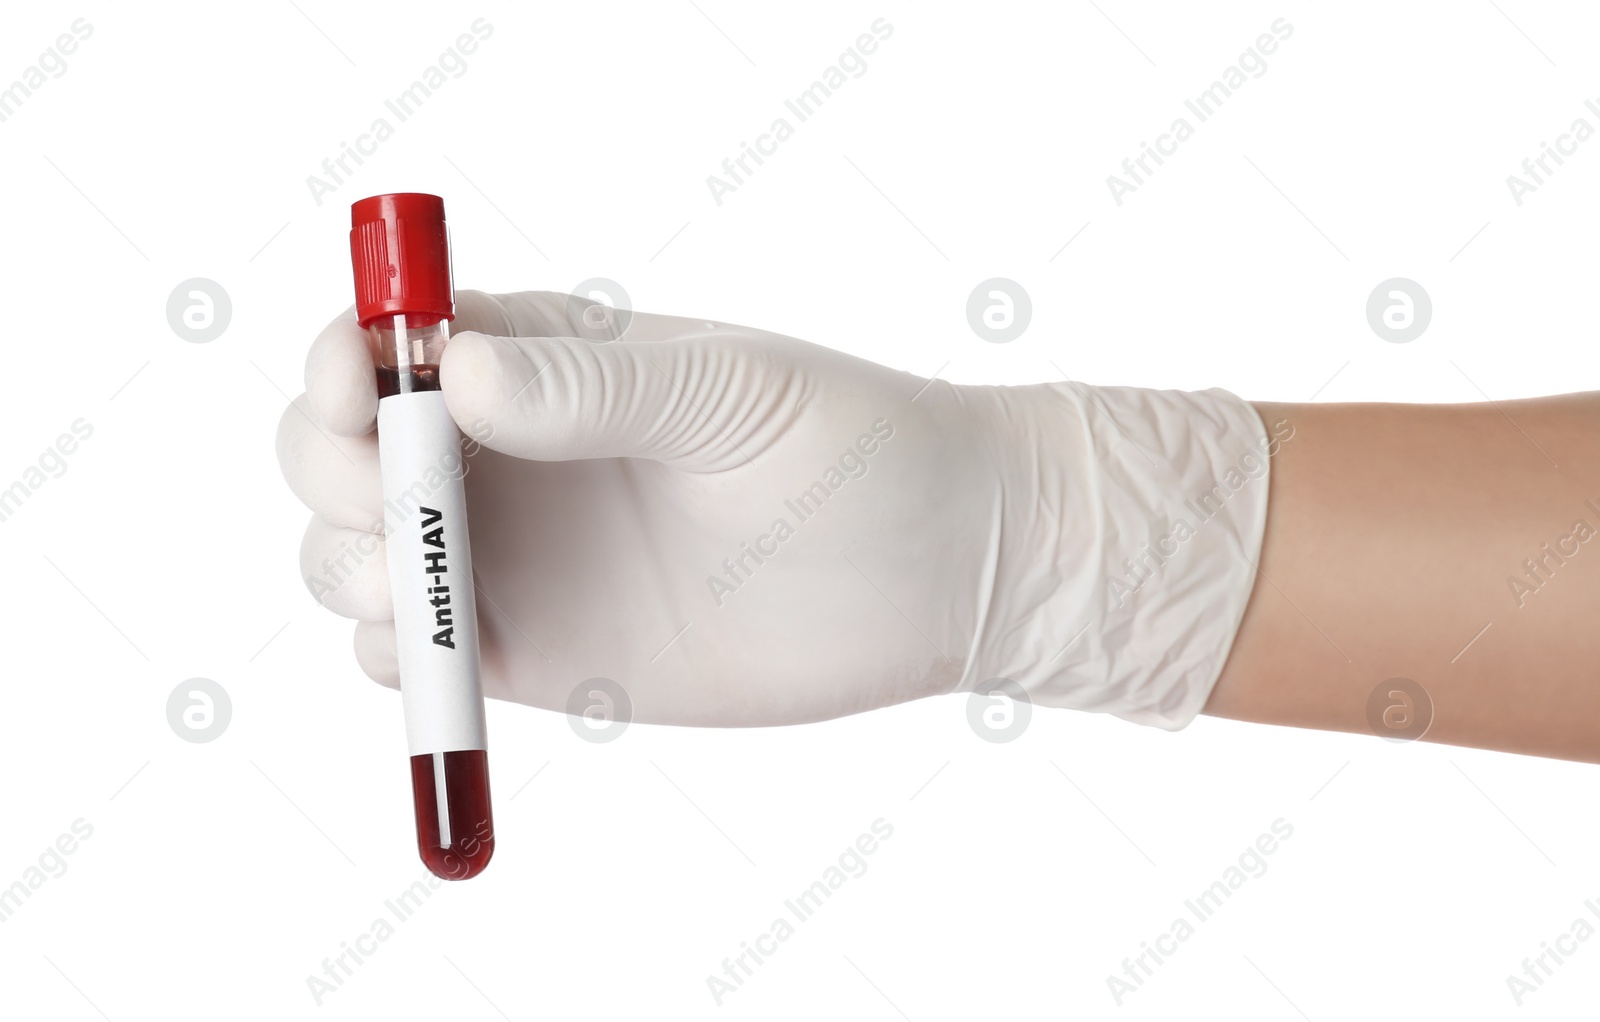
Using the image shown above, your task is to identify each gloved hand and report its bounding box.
[277,291,1270,729]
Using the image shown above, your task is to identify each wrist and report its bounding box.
[964,380,1273,729]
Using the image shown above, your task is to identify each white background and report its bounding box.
[2,1,1598,1018]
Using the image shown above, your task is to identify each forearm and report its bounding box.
[1205,395,1600,762]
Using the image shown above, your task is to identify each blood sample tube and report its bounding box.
[349,193,494,880]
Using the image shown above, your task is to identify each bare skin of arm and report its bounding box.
[1203,395,1600,763]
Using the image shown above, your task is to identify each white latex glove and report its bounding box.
[277,291,1270,729]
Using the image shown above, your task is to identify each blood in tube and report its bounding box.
[350,193,495,880]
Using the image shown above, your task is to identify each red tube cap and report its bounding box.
[350,193,455,328]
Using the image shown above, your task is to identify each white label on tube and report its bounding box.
[377,390,489,756]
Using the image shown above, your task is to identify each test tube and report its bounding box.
[349,193,494,880]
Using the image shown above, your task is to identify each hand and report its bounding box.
[278,291,1269,729]
[278,291,1006,726]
